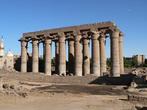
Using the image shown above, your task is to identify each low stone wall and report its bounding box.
[128,94,147,102]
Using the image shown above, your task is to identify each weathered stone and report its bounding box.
[83,38,90,75]
[19,22,124,77]
[59,34,66,76]
[32,39,39,73]
[91,31,100,76]
[111,30,120,77]
[100,34,107,75]
[45,38,52,75]
[75,34,82,76]
[21,41,27,72]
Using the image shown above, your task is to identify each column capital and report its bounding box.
[32,39,38,46]
[44,35,52,39]
[74,33,82,42]
[32,36,39,41]
[119,34,123,42]
[21,40,27,47]
[99,32,106,40]
[58,33,65,43]
[91,31,100,40]
[66,33,74,41]
[111,30,120,38]
[44,38,52,44]
[119,32,124,37]
[83,37,89,45]
[68,35,74,41]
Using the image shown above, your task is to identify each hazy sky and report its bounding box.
[0,0,146,57]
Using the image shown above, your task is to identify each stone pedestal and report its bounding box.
[92,31,100,76]
[119,33,124,74]
[100,35,107,75]
[75,34,82,76]
[32,39,39,73]
[59,35,66,75]
[68,38,74,74]
[45,38,51,75]
[21,41,27,72]
[111,30,120,77]
[83,38,90,75]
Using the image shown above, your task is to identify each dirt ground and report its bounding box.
[0,71,146,110]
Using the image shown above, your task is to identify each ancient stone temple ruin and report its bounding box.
[19,22,124,77]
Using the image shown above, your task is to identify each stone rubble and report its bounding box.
[0,83,28,98]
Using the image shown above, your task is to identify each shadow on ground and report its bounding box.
[32,84,127,95]
[89,73,147,87]
[89,73,138,85]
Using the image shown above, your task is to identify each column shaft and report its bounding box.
[100,36,107,75]
[21,41,27,72]
[68,39,74,74]
[111,30,120,77]
[119,34,124,73]
[32,39,39,73]
[83,38,90,75]
[92,32,100,76]
[75,34,82,76]
[45,39,51,75]
[59,35,66,75]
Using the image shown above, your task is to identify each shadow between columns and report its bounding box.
[39,58,45,73]
[14,57,21,71]
[67,53,75,75]
[54,54,59,75]
[27,54,32,72]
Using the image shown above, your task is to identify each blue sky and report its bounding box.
[0,0,146,57]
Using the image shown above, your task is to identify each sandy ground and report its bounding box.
[0,71,146,110]
[0,83,136,110]
[0,93,135,110]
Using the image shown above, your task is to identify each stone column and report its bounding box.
[32,39,39,73]
[91,31,100,76]
[119,33,124,74]
[55,41,59,74]
[100,34,107,75]
[21,40,27,72]
[83,38,90,75]
[45,38,51,75]
[68,37,74,74]
[111,30,120,77]
[59,34,66,75]
[75,34,82,76]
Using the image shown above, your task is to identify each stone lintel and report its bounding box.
[22,22,117,40]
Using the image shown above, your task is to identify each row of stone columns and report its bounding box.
[20,30,124,77]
